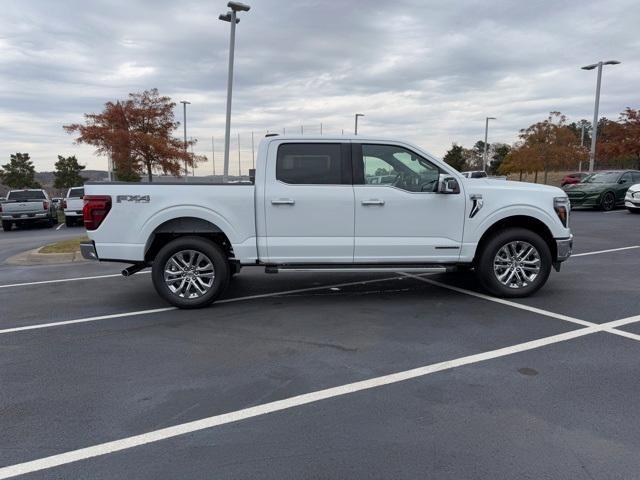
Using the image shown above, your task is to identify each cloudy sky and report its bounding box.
[1,0,638,174]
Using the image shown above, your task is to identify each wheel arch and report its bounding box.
[474,215,556,264]
[144,217,234,263]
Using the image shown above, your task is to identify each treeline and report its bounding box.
[0,153,87,190]
[443,108,640,182]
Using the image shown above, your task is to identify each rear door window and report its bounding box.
[276,143,350,185]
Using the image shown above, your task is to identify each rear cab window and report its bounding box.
[276,143,351,185]
[7,190,46,201]
[68,188,84,198]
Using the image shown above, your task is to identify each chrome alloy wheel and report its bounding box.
[493,241,541,289]
[164,250,215,299]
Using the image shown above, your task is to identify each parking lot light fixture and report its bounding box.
[483,117,496,171]
[180,101,191,180]
[219,1,250,183]
[354,113,364,135]
[581,60,621,173]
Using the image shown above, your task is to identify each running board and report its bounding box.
[264,264,451,274]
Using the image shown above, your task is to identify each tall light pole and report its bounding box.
[483,117,496,172]
[180,101,190,180]
[219,1,250,183]
[482,117,496,172]
[582,60,621,173]
[211,136,216,177]
[354,113,364,135]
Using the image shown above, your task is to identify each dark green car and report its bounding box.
[563,170,640,210]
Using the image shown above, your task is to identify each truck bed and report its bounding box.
[84,182,257,263]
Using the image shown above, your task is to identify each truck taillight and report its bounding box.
[43,201,49,210]
[83,195,112,230]
[62,199,67,209]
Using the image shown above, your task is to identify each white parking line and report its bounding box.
[571,245,640,257]
[403,273,640,343]
[0,275,404,335]
[55,223,64,231]
[2,315,639,479]
[0,271,151,290]
[401,273,594,327]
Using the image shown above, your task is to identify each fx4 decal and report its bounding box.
[116,195,150,203]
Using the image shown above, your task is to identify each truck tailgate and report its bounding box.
[3,201,45,215]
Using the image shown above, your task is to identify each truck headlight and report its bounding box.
[554,196,570,227]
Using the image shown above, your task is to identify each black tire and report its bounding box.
[2,221,11,231]
[475,227,552,298]
[65,217,74,227]
[600,192,615,211]
[151,236,230,309]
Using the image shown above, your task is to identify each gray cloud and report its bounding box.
[0,0,638,173]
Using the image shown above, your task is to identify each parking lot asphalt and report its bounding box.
[1,209,639,479]
[0,224,82,265]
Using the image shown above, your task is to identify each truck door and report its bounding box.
[352,142,465,263]
[263,141,354,263]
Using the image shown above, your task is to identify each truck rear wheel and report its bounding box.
[2,221,11,231]
[151,236,230,309]
[475,228,551,298]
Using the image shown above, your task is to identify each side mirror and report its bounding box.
[438,174,460,194]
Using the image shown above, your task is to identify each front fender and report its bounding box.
[470,204,565,242]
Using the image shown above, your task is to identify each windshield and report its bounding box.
[7,190,46,201]
[583,172,620,184]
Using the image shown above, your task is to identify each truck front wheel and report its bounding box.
[2,221,12,231]
[151,236,230,309]
[475,228,552,298]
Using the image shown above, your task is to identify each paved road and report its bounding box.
[1,208,639,479]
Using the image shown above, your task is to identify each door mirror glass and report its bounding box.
[438,174,460,194]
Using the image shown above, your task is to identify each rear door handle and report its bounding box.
[361,199,385,206]
[271,199,295,205]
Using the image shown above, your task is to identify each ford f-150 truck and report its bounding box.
[81,136,572,308]
[1,189,58,231]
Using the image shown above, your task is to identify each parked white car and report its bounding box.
[62,187,85,226]
[625,183,640,214]
[81,136,572,308]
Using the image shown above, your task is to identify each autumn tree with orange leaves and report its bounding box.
[64,89,205,182]
[500,112,587,183]
[597,108,640,169]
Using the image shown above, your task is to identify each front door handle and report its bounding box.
[271,198,295,205]
[361,199,385,206]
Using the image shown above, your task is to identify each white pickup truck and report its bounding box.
[81,136,572,308]
[1,189,58,231]
[62,186,85,227]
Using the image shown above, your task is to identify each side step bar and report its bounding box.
[265,264,453,274]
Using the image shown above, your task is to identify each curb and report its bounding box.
[6,248,88,266]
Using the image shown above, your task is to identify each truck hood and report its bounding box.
[468,178,565,196]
